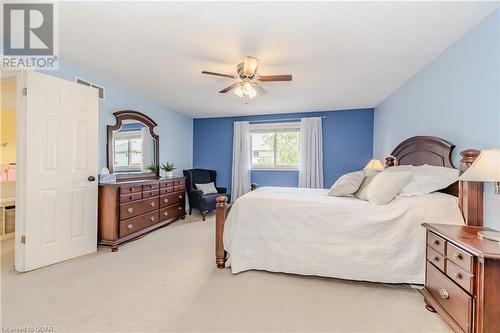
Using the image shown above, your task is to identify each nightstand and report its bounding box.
[421,223,500,333]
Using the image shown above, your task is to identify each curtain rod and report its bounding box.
[249,116,326,124]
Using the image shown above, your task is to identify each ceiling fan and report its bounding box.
[202,56,292,99]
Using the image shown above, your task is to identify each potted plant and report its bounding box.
[146,163,158,173]
[161,162,176,178]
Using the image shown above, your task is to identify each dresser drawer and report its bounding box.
[120,197,159,220]
[160,192,184,208]
[143,189,159,198]
[446,260,473,294]
[160,187,174,194]
[161,180,174,188]
[428,231,446,255]
[426,262,472,333]
[120,185,142,194]
[119,192,142,203]
[119,211,159,237]
[143,183,159,191]
[427,246,446,272]
[174,185,185,192]
[447,242,473,273]
[159,204,184,222]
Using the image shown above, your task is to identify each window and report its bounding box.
[250,122,300,170]
[113,130,143,171]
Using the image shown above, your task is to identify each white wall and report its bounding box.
[374,8,500,229]
[43,61,193,177]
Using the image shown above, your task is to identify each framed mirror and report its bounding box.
[107,110,159,180]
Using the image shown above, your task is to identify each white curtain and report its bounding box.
[299,117,324,188]
[231,121,251,200]
[141,127,155,171]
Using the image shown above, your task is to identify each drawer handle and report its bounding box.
[127,208,134,214]
[127,224,134,230]
[452,272,462,280]
[164,212,168,217]
[150,202,155,207]
[129,188,133,192]
[178,207,182,211]
[178,195,182,199]
[164,199,169,203]
[129,196,133,200]
[453,253,462,260]
[438,288,449,299]
[434,240,440,246]
[150,216,155,222]
[433,257,439,262]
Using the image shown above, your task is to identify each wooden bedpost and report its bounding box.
[459,149,483,227]
[385,156,395,168]
[216,196,229,268]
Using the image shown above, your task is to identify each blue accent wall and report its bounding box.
[193,109,374,191]
[373,8,500,229]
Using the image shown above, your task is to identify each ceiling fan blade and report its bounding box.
[258,75,292,82]
[219,82,240,93]
[254,83,268,95]
[243,56,259,76]
[202,71,237,79]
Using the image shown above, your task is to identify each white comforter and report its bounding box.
[224,187,464,284]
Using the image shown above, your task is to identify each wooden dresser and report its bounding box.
[421,223,500,333]
[98,177,186,251]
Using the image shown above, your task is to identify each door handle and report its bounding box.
[88,176,96,182]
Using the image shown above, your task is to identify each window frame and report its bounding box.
[112,130,143,172]
[249,122,301,171]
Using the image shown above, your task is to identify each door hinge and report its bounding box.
[21,235,26,244]
[22,87,27,96]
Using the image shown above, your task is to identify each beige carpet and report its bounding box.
[1,211,450,332]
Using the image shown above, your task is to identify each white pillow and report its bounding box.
[353,172,379,201]
[195,182,218,195]
[385,165,415,173]
[399,165,458,197]
[328,171,366,197]
[366,171,412,205]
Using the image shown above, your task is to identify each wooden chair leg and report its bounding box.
[189,208,192,215]
[202,211,208,221]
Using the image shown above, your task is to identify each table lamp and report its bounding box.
[459,148,500,242]
[364,159,385,171]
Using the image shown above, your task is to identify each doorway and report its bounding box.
[1,74,17,271]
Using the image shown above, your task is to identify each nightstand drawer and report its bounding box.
[428,231,446,255]
[447,242,473,273]
[427,246,446,272]
[446,260,473,294]
[426,262,472,333]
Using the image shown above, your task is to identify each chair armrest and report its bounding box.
[189,189,204,197]
[216,187,227,193]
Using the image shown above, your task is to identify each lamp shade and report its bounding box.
[459,149,500,182]
[364,159,385,171]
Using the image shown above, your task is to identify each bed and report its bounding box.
[214,136,483,284]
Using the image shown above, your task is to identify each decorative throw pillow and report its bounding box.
[195,182,218,195]
[399,165,459,197]
[366,171,412,205]
[353,173,379,200]
[328,171,366,197]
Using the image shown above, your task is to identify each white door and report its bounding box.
[15,71,99,272]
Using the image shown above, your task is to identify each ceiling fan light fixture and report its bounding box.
[234,84,244,97]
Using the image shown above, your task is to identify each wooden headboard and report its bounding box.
[384,136,483,227]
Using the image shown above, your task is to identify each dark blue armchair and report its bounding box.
[183,169,231,221]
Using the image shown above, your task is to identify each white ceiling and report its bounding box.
[58,1,498,118]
